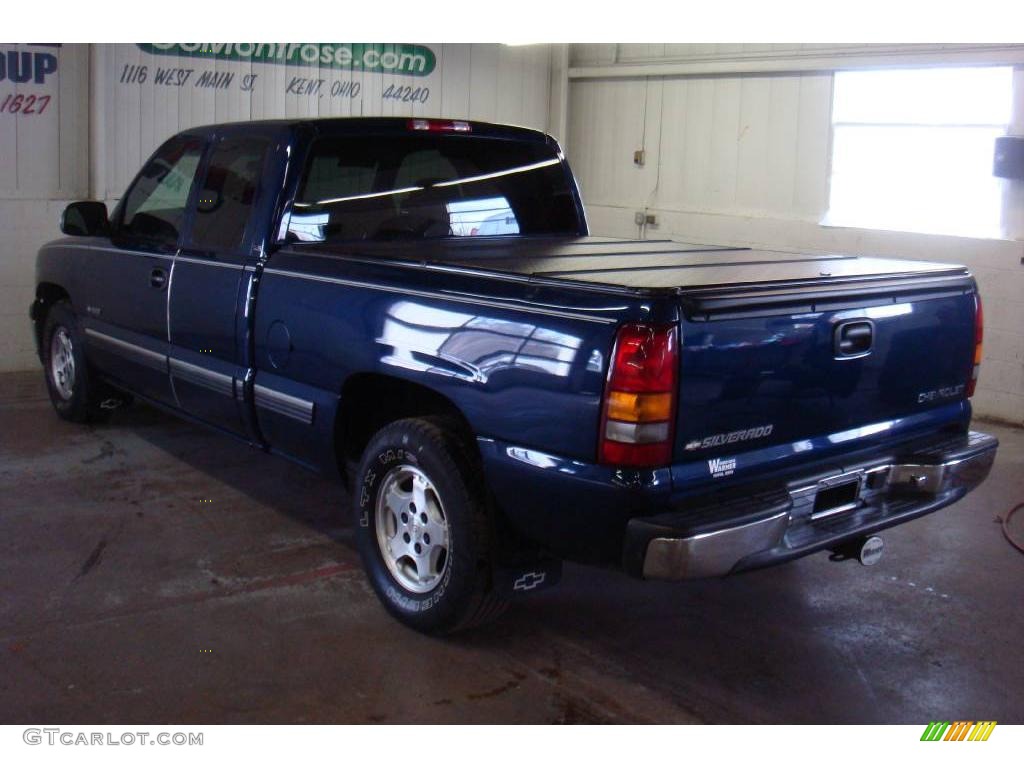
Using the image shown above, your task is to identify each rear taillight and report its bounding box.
[599,323,678,468]
[967,293,984,398]
[407,119,471,133]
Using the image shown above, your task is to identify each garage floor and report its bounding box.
[1,370,1022,724]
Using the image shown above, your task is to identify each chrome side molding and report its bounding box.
[84,328,167,373]
[253,384,315,424]
[169,358,235,398]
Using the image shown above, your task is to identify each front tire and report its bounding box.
[355,417,508,634]
[41,301,105,423]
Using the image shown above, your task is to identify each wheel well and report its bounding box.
[334,373,473,484]
[33,283,70,352]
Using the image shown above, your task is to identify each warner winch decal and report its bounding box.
[685,424,774,452]
[707,456,737,479]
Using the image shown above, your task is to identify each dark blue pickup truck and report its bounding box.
[33,117,998,633]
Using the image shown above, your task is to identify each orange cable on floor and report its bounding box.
[1000,502,1024,555]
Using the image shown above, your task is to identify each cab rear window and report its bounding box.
[288,134,580,243]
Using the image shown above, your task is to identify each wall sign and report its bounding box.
[98,43,550,198]
[102,42,452,195]
[0,46,59,116]
[137,43,436,77]
[116,43,442,109]
[0,48,58,84]
[0,44,80,199]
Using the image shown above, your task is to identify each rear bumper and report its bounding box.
[627,430,998,580]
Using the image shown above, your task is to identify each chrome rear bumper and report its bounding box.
[632,430,998,581]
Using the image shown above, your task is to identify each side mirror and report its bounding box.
[196,188,222,214]
[61,201,109,237]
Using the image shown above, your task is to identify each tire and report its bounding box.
[41,301,106,423]
[355,417,508,634]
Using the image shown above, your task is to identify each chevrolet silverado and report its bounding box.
[33,117,998,633]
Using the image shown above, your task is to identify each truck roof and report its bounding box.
[181,116,551,143]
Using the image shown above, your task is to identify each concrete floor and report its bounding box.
[0,370,1022,724]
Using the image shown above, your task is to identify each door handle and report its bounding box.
[150,268,167,289]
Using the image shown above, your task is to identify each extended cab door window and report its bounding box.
[117,137,203,251]
[187,134,272,255]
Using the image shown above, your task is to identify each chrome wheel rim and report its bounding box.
[50,327,76,400]
[374,464,450,593]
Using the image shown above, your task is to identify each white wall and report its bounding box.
[0,43,555,372]
[566,45,1024,425]
[0,44,89,371]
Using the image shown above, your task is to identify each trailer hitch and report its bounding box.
[829,535,884,566]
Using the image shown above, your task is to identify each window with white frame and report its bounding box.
[826,67,1013,239]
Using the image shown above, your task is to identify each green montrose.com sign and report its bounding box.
[137,43,436,76]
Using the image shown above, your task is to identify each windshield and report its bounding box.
[288,134,581,243]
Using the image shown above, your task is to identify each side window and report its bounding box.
[189,135,271,252]
[120,137,203,246]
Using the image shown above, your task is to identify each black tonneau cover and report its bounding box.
[293,236,971,297]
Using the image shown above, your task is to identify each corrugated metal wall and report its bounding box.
[0,45,89,201]
[565,46,1024,424]
[0,45,90,368]
[569,74,832,219]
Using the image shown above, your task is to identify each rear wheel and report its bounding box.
[355,417,508,634]
[374,463,451,594]
[41,301,106,423]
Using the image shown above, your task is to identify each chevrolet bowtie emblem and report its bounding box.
[513,571,546,591]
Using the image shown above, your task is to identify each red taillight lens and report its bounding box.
[967,293,984,398]
[599,323,678,468]
[407,119,471,133]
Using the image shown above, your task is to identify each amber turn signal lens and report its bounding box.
[605,390,673,423]
[599,323,679,468]
[967,294,983,398]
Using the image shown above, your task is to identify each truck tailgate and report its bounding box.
[666,256,977,470]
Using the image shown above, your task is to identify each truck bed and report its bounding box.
[263,233,979,487]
